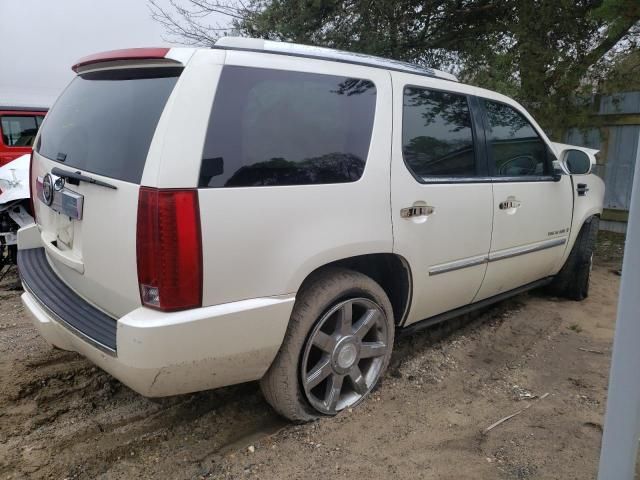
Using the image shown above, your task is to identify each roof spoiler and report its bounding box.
[71,48,178,73]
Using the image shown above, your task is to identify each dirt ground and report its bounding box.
[0,232,630,479]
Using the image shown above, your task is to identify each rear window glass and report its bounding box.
[1,115,42,147]
[199,66,377,187]
[36,67,181,184]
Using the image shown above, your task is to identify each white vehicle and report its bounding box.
[0,154,34,270]
[18,38,604,421]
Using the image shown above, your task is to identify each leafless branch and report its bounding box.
[148,0,259,46]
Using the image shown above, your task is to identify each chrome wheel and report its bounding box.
[300,297,389,415]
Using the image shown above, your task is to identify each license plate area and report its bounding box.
[36,175,84,220]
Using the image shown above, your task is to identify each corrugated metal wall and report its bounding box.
[604,126,640,211]
[599,92,640,115]
[565,91,640,214]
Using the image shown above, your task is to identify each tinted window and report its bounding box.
[37,68,181,183]
[402,87,475,178]
[200,67,376,187]
[1,116,40,147]
[484,100,548,177]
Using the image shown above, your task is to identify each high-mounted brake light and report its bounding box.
[72,48,171,73]
[136,187,202,311]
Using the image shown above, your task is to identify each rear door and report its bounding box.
[473,99,573,301]
[31,65,184,317]
[390,73,493,325]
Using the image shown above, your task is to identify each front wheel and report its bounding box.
[548,216,599,300]
[260,268,395,422]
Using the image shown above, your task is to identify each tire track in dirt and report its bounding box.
[0,249,624,479]
[0,270,286,478]
[0,338,285,478]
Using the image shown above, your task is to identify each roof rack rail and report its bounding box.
[214,37,458,82]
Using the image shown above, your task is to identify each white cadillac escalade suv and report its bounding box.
[18,38,604,422]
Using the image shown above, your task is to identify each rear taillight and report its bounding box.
[136,187,202,311]
[29,150,36,221]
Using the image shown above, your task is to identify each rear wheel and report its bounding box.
[260,268,394,422]
[548,216,599,300]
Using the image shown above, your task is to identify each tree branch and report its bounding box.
[148,0,255,46]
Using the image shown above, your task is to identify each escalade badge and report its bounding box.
[42,174,54,206]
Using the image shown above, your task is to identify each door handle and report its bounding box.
[577,183,589,196]
[400,205,435,218]
[499,199,521,210]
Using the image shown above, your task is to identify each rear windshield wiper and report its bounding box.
[51,167,117,190]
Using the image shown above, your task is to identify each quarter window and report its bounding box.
[1,116,41,147]
[200,67,377,187]
[402,87,476,178]
[483,100,548,177]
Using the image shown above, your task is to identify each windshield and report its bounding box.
[36,67,181,184]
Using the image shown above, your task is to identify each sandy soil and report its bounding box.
[0,233,628,479]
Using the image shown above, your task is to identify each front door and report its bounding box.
[474,99,573,301]
[390,73,493,325]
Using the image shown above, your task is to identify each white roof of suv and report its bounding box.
[214,37,458,82]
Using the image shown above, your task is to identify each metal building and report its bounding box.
[566,91,640,233]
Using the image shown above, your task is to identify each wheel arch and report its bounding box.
[554,211,600,277]
[556,172,605,270]
[296,253,413,327]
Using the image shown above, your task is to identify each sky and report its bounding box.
[0,0,228,108]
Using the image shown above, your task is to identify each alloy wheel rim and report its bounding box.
[300,297,389,415]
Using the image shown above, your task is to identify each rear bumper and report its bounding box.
[19,246,294,397]
[22,290,294,396]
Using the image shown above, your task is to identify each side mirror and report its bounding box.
[561,149,592,175]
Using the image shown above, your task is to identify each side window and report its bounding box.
[483,100,549,177]
[200,66,377,187]
[402,87,476,178]
[0,115,39,147]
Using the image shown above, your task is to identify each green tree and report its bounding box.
[150,0,640,135]
[453,0,640,134]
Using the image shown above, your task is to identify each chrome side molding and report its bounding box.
[429,254,488,276]
[429,237,568,276]
[488,237,567,262]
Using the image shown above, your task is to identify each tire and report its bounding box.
[548,216,599,301]
[260,267,395,422]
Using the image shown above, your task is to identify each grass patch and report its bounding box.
[568,323,583,333]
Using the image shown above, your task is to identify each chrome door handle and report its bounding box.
[400,205,435,218]
[499,199,521,210]
[577,183,589,196]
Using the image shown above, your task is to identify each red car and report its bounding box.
[0,106,48,166]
